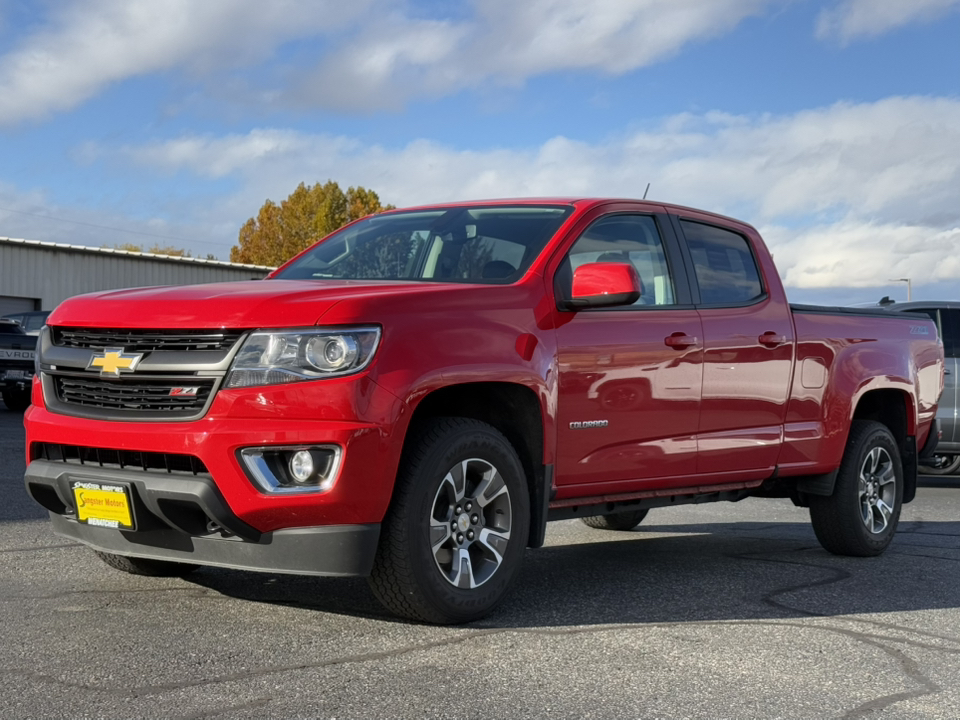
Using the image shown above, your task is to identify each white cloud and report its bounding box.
[817,0,960,42]
[0,0,783,121]
[297,0,779,110]
[0,0,373,125]
[765,223,960,289]
[106,95,960,287]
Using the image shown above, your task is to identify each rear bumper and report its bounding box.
[25,460,380,576]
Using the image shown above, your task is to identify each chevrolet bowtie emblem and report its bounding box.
[87,348,143,377]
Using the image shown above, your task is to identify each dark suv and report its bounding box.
[883,301,960,473]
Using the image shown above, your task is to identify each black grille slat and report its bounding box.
[34,442,208,476]
[55,376,213,411]
[52,327,242,352]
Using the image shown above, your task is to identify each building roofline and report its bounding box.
[0,236,275,271]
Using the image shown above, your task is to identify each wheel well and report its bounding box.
[406,382,546,545]
[852,388,921,502]
[852,389,912,449]
[409,382,543,482]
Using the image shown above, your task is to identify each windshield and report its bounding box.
[273,204,573,284]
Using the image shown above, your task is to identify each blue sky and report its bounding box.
[0,0,958,305]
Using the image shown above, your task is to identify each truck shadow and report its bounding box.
[184,519,960,628]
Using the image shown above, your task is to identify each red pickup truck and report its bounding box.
[24,199,943,623]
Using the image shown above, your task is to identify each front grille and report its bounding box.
[54,376,214,412]
[34,442,209,475]
[52,327,243,352]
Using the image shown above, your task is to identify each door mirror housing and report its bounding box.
[563,262,642,310]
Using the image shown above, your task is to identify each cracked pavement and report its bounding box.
[3,408,960,719]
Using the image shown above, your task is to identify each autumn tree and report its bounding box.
[230,181,393,266]
[106,243,195,257]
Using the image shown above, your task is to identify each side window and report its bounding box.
[680,220,763,305]
[940,309,960,359]
[559,215,676,307]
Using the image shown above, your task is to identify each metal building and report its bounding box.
[0,237,274,317]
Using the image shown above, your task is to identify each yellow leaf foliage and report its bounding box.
[230,181,393,266]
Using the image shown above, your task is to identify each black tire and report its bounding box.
[919,454,960,476]
[1,389,30,412]
[581,509,649,531]
[368,418,530,624]
[809,420,903,557]
[94,550,199,577]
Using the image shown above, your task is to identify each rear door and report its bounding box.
[553,208,703,491]
[672,213,795,477]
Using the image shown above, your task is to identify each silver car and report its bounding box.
[883,300,960,474]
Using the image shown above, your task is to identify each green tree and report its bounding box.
[230,180,394,266]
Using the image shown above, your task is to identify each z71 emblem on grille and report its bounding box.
[169,387,200,396]
[86,348,143,377]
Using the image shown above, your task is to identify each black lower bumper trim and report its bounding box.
[48,513,381,577]
[25,459,260,541]
[26,459,381,576]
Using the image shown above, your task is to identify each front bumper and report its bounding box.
[25,460,380,576]
[24,375,406,531]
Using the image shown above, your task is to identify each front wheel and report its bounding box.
[920,454,960,476]
[2,389,30,412]
[809,420,903,557]
[94,550,199,577]
[368,418,530,624]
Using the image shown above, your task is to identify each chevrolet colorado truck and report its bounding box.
[0,318,35,411]
[23,199,943,623]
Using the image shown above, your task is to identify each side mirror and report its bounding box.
[564,262,642,310]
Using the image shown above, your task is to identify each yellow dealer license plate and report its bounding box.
[71,481,135,530]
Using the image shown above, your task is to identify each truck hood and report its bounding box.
[47,279,461,329]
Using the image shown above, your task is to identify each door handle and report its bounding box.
[758,332,786,348]
[664,333,699,349]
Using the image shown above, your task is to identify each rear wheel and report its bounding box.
[1,389,30,412]
[809,420,903,557]
[368,418,530,624]
[920,454,960,476]
[94,550,199,577]
[581,509,649,531]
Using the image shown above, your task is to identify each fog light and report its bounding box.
[239,445,342,494]
[289,450,314,483]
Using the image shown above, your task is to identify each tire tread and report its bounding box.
[581,509,649,531]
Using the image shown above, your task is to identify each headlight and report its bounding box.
[225,327,380,388]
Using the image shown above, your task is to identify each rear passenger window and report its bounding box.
[680,220,763,305]
[560,215,676,307]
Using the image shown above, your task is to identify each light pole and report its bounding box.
[889,278,912,302]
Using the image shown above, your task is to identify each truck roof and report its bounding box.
[382,197,760,234]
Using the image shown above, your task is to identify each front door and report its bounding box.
[553,212,703,493]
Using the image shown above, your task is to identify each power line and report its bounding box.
[0,204,232,249]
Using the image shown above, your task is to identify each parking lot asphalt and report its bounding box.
[3,407,960,719]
